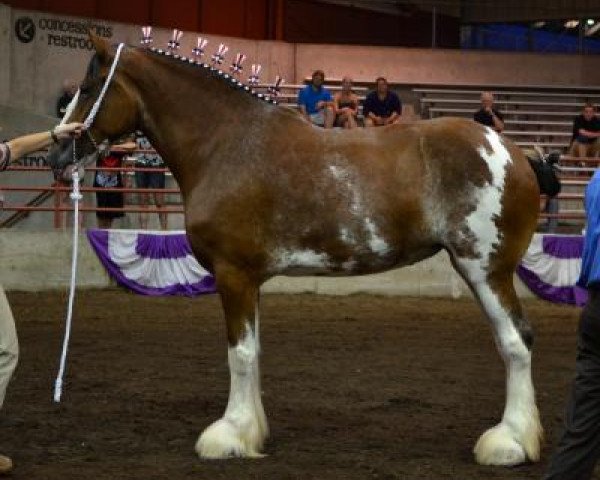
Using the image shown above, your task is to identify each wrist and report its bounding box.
[50,128,59,144]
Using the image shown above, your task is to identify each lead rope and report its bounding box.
[53,42,125,402]
[53,167,82,402]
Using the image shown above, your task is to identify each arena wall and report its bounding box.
[2,4,600,120]
[0,231,534,299]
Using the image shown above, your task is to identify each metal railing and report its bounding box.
[0,152,597,229]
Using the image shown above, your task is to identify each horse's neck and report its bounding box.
[124,53,265,193]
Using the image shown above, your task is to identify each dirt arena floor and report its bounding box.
[2,289,593,479]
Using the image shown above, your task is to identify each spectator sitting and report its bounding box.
[56,79,78,119]
[473,92,504,133]
[364,77,402,127]
[334,77,359,129]
[298,70,334,129]
[569,103,600,158]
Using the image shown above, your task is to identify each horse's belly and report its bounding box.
[271,244,440,278]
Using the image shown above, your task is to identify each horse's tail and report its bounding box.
[522,146,561,197]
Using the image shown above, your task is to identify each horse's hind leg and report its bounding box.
[195,265,268,459]
[452,254,543,466]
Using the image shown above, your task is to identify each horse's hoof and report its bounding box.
[196,419,265,459]
[473,424,527,466]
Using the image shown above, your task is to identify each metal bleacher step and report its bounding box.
[428,107,579,118]
[503,130,571,137]
[422,97,584,108]
[414,88,600,100]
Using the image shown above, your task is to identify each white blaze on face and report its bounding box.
[462,128,512,281]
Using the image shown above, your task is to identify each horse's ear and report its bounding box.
[88,30,111,63]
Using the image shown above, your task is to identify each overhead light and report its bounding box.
[587,19,595,26]
[533,21,545,28]
[565,20,579,28]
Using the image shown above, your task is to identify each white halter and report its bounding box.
[59,42,125,129]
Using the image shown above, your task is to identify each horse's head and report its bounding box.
[47,33,139,181]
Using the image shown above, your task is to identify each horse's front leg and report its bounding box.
[196,266,268,459]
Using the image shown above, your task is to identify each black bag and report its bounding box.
[527,152,561,198]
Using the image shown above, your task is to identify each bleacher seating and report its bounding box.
[416,85,600,151]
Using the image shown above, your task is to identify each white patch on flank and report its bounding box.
[339,227,353,243]
[327,163,363,215]
[274,248,331,273]
[462,128,512,281]
[328,165,345,181]
[364,217,390,255]
[196,321,268,459]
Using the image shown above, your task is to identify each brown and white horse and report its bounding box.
[49,34,543,466]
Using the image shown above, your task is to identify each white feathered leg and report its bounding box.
[471,281,542,466]
[196,306,268,459]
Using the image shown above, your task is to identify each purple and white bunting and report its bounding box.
[87,229,216,296]
[517,233,587,306]
[87,230,587,305]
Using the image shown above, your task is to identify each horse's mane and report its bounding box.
[144,46,281,108]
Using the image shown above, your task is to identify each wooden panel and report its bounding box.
[150,0,201,31]
[97,0,151,25]
[284,0,458,48]
[244,0,268,39]
[201,0,245,37]
[40,0,96,17]
[2,0,44,11]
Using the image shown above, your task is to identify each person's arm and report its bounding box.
[297,89,309,119]
[6,123,84,162]
[112,135,137,152]
[349,94,359,115]
[364,94,379,122]
[491,109,504,133]
[384,95,401,124]
[580,129,600,139]
[572,117,580,144]
[333,93,341,114]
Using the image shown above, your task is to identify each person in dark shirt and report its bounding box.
[569,103,600,158]
[56,79,78,119]
[364,77,402,127]
[473,92,504,133]
[543,169,600,480]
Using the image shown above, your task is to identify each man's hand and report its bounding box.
[54,122,86,139]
